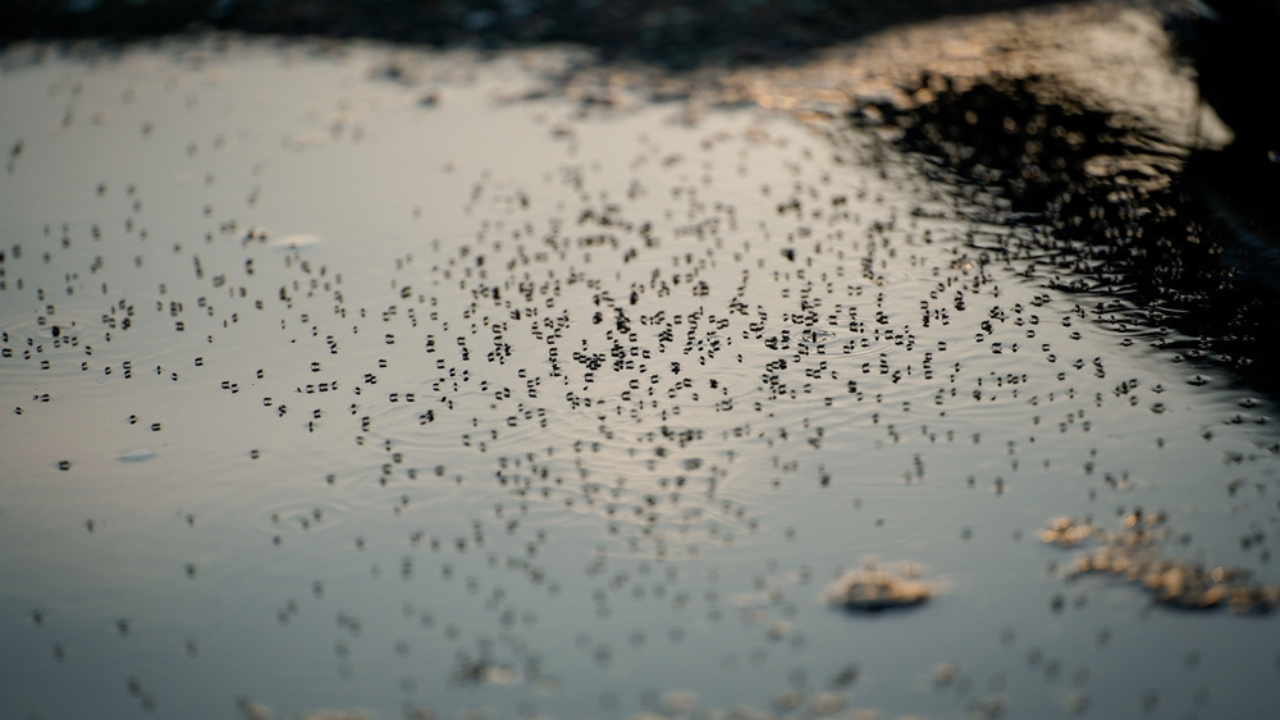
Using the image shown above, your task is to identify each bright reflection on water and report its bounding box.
[1,31,1278,720]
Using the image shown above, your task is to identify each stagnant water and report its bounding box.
[2,24,1279,720]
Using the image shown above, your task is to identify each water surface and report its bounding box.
[2,18,1278,720]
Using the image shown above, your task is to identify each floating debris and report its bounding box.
[659,691,699,714]
[1039,517,1096,547]
[236,697,274,720]
[1043,515,1280,614]
[824,562,932,612]
[808,692,847,715]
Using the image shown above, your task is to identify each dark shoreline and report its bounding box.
[3,0,1071,68]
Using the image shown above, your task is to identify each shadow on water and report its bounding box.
[851,72,1280,398]
[4,0,1073,67]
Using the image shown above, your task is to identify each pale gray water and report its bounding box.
[1,28,1278,720]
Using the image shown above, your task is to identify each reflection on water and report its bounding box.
[855,71,1280,398]
[2,9,1280,720]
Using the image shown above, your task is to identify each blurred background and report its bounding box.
[0,0,1126,66]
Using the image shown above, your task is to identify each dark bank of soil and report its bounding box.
[3,0,1075,67]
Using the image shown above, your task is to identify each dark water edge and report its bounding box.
[853,73,1280,401]
[4,0,1090,67]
